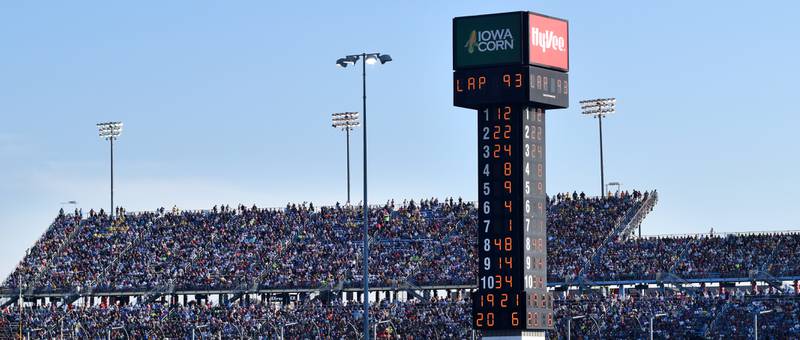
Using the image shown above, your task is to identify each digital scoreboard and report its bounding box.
[454,65,568,110]
[452,11,568,333]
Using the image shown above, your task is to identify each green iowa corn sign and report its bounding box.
[453,12,524,69]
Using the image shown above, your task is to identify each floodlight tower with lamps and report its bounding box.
[335,52,392,340]
[331,112,360,204]
[580,98,616,197]
[97,121,123,221]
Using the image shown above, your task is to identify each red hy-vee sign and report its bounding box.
[528,12,568,72]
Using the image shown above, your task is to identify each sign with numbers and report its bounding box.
[453,10,569,332]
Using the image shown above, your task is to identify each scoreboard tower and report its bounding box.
[452,11,569,339]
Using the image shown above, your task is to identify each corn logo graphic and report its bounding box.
[465,30,477,54]
[453,12,522,69]
[464,28,514,54]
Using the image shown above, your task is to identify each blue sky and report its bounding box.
[0,1,798,278]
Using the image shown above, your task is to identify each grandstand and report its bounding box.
[2,191,800,338]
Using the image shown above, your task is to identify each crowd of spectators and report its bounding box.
[3,297,472,339]
[6,190,800,337]
[2,193,645,293]
[2,199,484,293]
[546,192,643,281]
[2,213,81,292]
[585,232,800,282]
[6,190,800,295]
[4,288,800,339]
[585,237,688,281]
[548,287,800,339]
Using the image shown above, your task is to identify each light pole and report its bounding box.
[18,274,23,340]
[568,315,586,340]
[280,322,297,340]
[336,52,392,340]
[192,324,207,340]
[580,98,615,197]
[649,313,667,340]
[331,112,360,204]
[97,121,123,221]
[755,309,772,340]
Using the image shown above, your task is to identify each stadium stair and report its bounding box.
[224,281,253,304]
[0,322,19,340]
[0,297,14,309]
[568,275,598,291]
[656,272,692,293]
[665,239,695,280]
[761,236,784,276]
[25,219,87,295]
[141,281,175,304]
[617,191,658,241]
[60,289,81,307]
[705,301,733,337]
[579,194,657,281]
[91,232,143,294]
[748,270,783,289]
[399,280,426,301]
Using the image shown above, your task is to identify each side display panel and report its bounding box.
[529,67,568,109]
[522,106,552,328]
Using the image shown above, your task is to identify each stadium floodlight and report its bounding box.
[650,313,668,340]
[336,55,360,68]
[60,200,78,211]
[97,121,123,221]
[332,112,360,204]
[336,51,391,340]
[755,310,773,340]
[580,98,616,198]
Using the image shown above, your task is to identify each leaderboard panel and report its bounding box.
[473,105,553,330]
